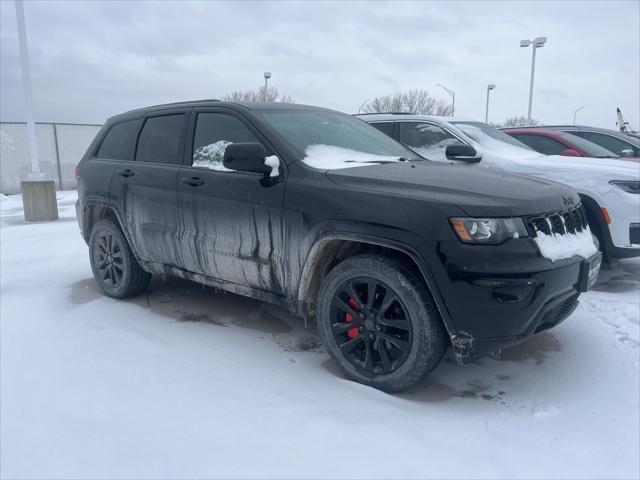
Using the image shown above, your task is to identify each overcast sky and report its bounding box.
[1,0,638,129]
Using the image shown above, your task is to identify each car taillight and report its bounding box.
[75,163,81,178]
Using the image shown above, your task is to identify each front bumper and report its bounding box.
[420,238,600,361]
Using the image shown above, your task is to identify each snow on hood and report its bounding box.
[451,123,640,181]
[302,145,403,170]
[534,226,598,262]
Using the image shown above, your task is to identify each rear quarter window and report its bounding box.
[95,119,140,160]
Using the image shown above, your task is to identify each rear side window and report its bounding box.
[96,120,140,160]
[512,134,566,155]
[191,113,260,170]
[370,122,394,137]
[136,114,185,165]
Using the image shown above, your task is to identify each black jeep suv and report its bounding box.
[76,101,601,392]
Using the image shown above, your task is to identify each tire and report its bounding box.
[316,254,447,392]
[88,219,151,298]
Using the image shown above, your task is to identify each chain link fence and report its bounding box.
[0,122,102,194]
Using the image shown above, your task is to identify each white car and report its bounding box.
[357,114,640,262]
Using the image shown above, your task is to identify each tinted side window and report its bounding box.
[370,122,394,137]
[192,113,260,171]
[578,132,638,156]
[398,122,459,157]
[136,114,185,165]
[513,135,566,155]
[96,120,140,160]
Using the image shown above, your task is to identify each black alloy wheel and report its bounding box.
[330,277,413,377]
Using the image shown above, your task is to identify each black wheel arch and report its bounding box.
[579,194,613,261]
[297,233,455,337]
[81,201,143,262]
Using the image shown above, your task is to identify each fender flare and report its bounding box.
[82,200,144,263]
[579,193,613,257]
[296,232,456,336]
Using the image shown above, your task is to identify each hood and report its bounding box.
[325,161,580,217]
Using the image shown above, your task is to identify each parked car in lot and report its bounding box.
[77,101,602,392]
[506,125,640,158]
[503,128,622,159]
[359,114,640,263]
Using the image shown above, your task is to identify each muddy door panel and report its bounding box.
[177,168,285,293]
[110,163,181,264]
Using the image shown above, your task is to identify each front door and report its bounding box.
[177,108,286,293]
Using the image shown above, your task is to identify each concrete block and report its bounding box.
[20,180,59,222]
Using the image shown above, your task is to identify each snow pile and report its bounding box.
[302,144,402,170]
[1,191,639,479]
[192,140,233,171]
[264,155,280,177]
[534,226,598,262]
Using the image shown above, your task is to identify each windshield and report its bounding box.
[452,121,534,150]
[258,110,422,169]
[558,132,619,158]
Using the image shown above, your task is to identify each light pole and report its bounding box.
[436,84,455,116]
[520,36,547,121]
[15,0,41,179]
[14,0,58,222]
[573,104,588,124]
[485,84,495,123]
[263,71,271,101]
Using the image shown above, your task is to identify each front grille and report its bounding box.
[527,205,588,237]
[630,224,640,245]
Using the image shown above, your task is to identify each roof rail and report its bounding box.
[356,112,415,116]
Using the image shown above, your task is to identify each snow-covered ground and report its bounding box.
[1,191,639,479]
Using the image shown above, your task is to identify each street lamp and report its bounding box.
[520,36,547,121]
[485,84,496,123]
[573,104,588,124]
[263,71,271,100]
[436,84,455,116]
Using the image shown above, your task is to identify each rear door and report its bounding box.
[177,108,286,293]
[110,110,187,266]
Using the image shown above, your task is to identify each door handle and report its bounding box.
[117,169,134,178]
[181,176,204,187]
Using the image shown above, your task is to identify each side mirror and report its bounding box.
[445,144,482,163]
[621,149,635,158]
[560,148,581,157]
[223,143,272,175]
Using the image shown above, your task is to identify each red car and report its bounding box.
[504,129,620,158]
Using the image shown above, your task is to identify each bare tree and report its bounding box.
[361,89,452,116]
[500,116,540,127]
[223,86,294,103]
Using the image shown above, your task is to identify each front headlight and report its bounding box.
[450,217,529,244]
[610,180,640,194]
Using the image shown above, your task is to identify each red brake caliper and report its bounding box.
[345,298,360,338]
